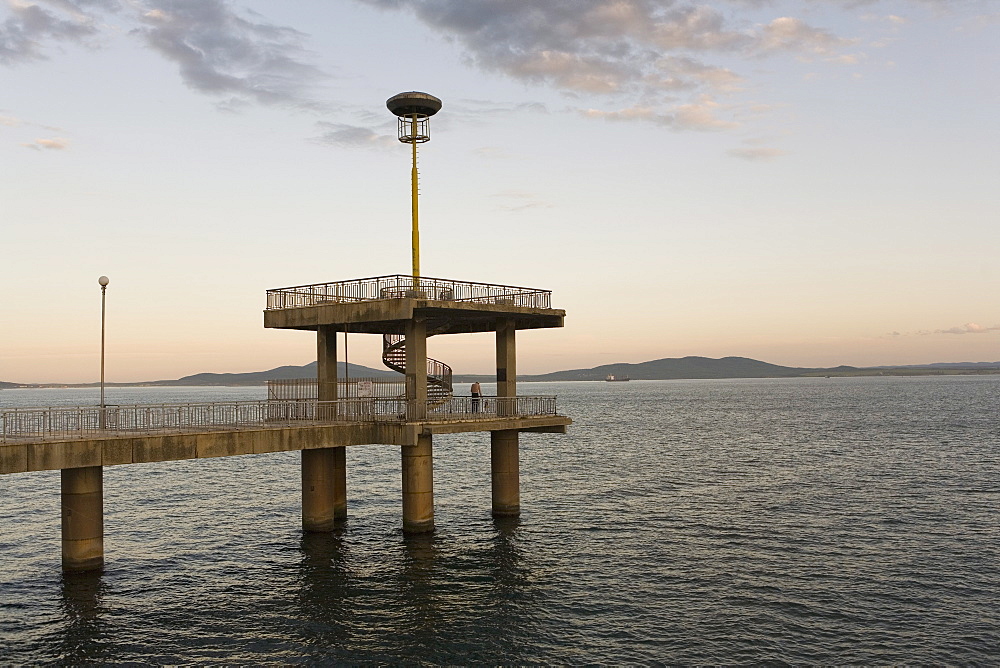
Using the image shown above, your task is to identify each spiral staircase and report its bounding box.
[382,333,453,407]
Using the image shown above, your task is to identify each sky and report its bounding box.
[2,0,998,384]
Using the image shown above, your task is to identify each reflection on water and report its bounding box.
[289,521,535,662]
[59,571,108,664]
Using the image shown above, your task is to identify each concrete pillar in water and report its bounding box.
[302,447,346,531]
[401,434,434,533]
[401,317,433,532]
[302,325,346,531]
[491,429,520,517]
[61,466,104,572]
[492,318,520,516]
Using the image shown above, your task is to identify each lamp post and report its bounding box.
[386,91,442,283]
[98,275,109,428]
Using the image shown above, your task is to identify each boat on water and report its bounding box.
[605,374,630,382]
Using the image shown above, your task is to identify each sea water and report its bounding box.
[1,376,998,663]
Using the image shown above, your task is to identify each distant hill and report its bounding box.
[517,356,830,381]
[5,356,998,389]
[151,361,398,386]
[877,361,1000,370]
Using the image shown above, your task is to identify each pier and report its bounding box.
[0,275,570,571]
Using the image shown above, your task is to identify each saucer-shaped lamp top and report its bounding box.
[386,92,442,118]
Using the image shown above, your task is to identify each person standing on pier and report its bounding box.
[471,382,481,412]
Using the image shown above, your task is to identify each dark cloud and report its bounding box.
[1,0,325,108]
[352,0,859,131]
[1,0,985,137]
[135,1,325,108]
[0,0,99,64]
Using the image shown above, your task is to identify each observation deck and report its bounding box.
[264,274,565,334]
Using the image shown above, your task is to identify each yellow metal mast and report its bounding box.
[411,114,420,279]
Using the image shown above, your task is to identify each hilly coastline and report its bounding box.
[4,356,999,388]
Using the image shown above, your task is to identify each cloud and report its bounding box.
[584,95,738,131]
[311,121,395,148]
[21,136,69,149]
[2,0,981,138]
[934,322,1000,335]
[354,0,862,131]
[757,16,854,56]
[0,0,100,65]
[728,146,786,160]
[134,1,325,109]
[827,53,864,65]
[1,0,325,108]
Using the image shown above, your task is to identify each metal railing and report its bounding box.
[0,397,561,442]
[267,378,406,401]
[266,275,552,310]
[425,396,557,419]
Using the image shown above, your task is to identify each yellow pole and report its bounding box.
[411,114,420,281]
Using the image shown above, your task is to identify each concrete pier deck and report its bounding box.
[0,411,569,475]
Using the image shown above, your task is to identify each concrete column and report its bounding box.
[317,325,338,403]
[302,326,346,531]
[61,466,104,572]
[495,318,516,400]
[492,318,519,516]
[401,434,434,533]
[302,447,346,531]
[405,318,428,420]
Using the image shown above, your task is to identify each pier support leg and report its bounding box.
[61,466,104,573]
[491,429,520,517]
[401,434,434,533]
[302,325,347,531]
[492,318,520,517]
[302,447,346,532]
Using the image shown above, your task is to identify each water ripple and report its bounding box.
[1,377,998,663]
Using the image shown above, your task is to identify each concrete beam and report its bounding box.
[0,418,567,476]
[421,416,571,436]
[264,298,564,334]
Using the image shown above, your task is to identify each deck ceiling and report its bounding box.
[263,298,565,334]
